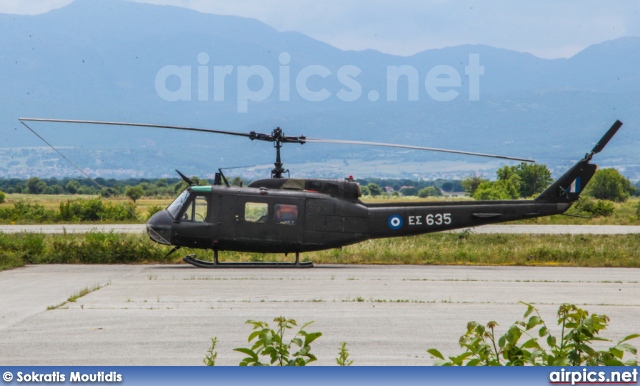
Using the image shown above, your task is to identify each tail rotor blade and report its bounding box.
[591,120,623,155]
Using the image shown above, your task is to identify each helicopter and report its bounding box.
[19,118,623,268]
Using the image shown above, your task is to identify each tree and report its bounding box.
[36,181,48,194]
[514,162,553,197]
[231,176,244,187]
[471,163,552,200]
[100,187,118,198]
[0,191,5,204]
[473,168,520,200]
[461,174,489,197]
[584,168,634,202]
[400,187,419,196]
[473,181,515,200]
[418,186,441,198]
[27,177,44,194]
[366,183,382,196]
[125,186,144,203]
[174,176,209,193]
[66,180,80,194]
[441,182,454,192]
[50,184,64,194]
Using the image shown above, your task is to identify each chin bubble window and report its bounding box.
[275,204,298,225]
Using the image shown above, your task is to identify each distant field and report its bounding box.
[1,194,639,225]
[0,194,172,219]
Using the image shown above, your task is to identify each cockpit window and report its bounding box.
[167,190,190,219]
[180,195,209,222]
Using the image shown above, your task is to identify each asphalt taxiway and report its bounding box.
[0,264,638,365]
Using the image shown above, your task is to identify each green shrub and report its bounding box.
[235,317,322,366]
[572,197,615,217]
[0,191,5,204]
[584,168,634,202]
[58,199,137,222]
[146,205,164,220]
[418,186,441,198]
[0,201,57,223]
[0,252,24,271]
[102,201,138,221]
[428,302,638,366]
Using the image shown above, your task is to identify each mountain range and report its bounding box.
[1,0,639,180]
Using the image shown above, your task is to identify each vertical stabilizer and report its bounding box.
[535,120,622,204]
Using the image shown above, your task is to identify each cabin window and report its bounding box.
[306,181,322,191]
[181,195,209,222]
[275,204,298,225]
[245,202,268,223]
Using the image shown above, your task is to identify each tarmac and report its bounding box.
[0,264,638,366]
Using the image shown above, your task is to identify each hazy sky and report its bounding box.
[1,0,638,58]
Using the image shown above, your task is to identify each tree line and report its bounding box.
[0,167,636,204]
[461,163,636,202]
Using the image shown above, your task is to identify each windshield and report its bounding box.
[167,189,190,219]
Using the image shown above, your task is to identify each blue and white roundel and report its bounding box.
[388,215,403,230]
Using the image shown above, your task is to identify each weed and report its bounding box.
[235,317,322,366]
[203,337,218,366]
[428,302,639,366]
[68,284,102,302]
[336,342,353,366]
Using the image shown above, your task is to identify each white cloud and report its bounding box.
[0,0,73,15]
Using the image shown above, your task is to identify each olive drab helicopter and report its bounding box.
[19,118,623,268]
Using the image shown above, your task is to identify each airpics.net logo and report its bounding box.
[155,52,484,113]
[549,368,638,385]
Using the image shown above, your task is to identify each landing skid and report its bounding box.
[182,250,313,268]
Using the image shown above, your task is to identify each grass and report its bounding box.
[67,284,102,302]
[1,231,640,271]
[304,233,640,267]
[47,283,103,310]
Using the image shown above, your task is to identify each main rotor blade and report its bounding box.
[19,118,252,139]
[591,120,623,155]
[20,117,534,162]
[304,138,535,163]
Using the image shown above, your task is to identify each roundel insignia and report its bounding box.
[388,215,403,230]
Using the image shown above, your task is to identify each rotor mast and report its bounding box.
[249,127,306,178]
[272,127,287,178]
